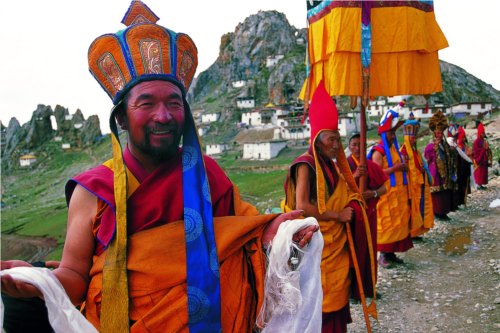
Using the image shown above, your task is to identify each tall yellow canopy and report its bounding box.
[301,2,449,100]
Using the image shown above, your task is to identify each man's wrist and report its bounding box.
[373,190,378,198]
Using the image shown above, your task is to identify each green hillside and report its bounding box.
[1,135,307,260]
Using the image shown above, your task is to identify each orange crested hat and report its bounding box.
[88,0,198,105]
[309,80,338,143]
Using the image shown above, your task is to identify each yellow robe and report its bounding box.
[376,145,411,246]
[283,167,354,313]
[83,188,273,332]
[401,140,434,237]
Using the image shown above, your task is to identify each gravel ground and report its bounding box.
[349,176,500,333]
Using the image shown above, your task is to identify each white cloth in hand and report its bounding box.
[0,267,97,333]
[258,216,324,333]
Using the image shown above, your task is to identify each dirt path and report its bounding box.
[1,234,57,262]
[350,176,500,332]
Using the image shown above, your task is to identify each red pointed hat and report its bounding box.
[477,122,485,137]
[309,80,338,142]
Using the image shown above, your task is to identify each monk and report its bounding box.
[368,103,412,268]
[347,133,387,298]
[473,122,491,189]
[424,111,458,220]
[0,2,318,332]
[282,82,375,333]
[400,115,434,239]
[456,125,472,204]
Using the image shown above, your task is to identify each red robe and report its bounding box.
[66,147,234,255]
[347,155,388,298]
[473,138,489,185]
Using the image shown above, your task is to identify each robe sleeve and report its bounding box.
[367,160,389,190]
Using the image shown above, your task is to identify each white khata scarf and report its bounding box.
[258,217,324,333]
[0,267,97,333]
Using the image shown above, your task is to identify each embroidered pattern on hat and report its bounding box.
[179,51,195,88]
[98,53,126,94]
[139,39,162,74]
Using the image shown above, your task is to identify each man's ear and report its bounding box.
[115,112,127,131]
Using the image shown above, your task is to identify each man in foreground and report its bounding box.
[1,2,317,332]
[282,81,376,333]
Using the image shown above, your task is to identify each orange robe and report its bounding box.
[84,189,272,332]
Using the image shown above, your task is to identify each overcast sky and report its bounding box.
[1,0,498,133]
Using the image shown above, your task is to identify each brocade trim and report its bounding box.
[139,39,162,74]
[98,53,126,94]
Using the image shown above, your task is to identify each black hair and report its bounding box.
[349,132,361,144]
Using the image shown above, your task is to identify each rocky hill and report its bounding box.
[1,104,102,171]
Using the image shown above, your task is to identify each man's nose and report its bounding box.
[153,105,173,123]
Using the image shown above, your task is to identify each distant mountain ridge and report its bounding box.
[2,10,499,171]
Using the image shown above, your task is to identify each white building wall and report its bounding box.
[367,105,388,117]
[237,99,255,109]
[281,127,310,140]
[232,80,246,88]
[241,111,261,126]
[266,55,284,67]
[450,103,492,116]
[206,144,228,156]
[19,158,36,167]
[338,118,357,137]
[201,113,219,124]
[197,127,208,137]
[243,142,286,160]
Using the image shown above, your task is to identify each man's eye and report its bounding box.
[168,101,182,108]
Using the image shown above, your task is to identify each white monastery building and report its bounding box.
[201,113,220,124]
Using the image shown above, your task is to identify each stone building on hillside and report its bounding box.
[235,128,286,160]
[206,144,229,156]
[19,154,36,167]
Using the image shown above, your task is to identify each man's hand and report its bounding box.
[362,190,374,201]
[337,207,354,224]
[1,261,43,299]
[262,210,319,248]
[393,161,408,172]
[353,164,367,179]
[1,260,33,270]
[292,224,320,248]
